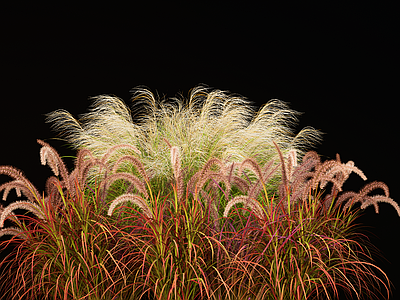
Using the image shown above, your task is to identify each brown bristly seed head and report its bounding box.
[238,158,264,181]
[360,195,400,216]
[0,180,24,200]
[0,227,27,239]
[0,204,21,226]
[278,150,369,207]
[170,146,180,169]
[163,138,172,149]
[112,155,149,182]
[196,158,227,190]
[223,195,264,218]
[310,157,367,196]
[75,148,96,170]
[359,181,389,198]
[108,193,152,218]
[302,150,321,166]
[343,160,367,180]
[337,191,359,210]
[101,143,141,164]
[288,149,297,166]
[100,172,149,199]
[286,149,297,182]
[0,165,41,201]
[311,160,341,190]
[338,181,399,217]
[170,146,185,200]
[37,139,71,192]
[40,146,60,176]
[0,201,44,228]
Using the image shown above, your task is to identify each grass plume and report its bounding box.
[46,86,322,195]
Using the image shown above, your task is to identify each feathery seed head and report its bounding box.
[0,165,41,202]
[0,227,27,239]
[0,180,24,200]
[170,146,180,168]
[223,195,264,218]
[287,149,297,167]
[46,86,322,195]
[40,146,60,176]
[360,195,400,216]
[0,201,44,228]
[108,193,152,218]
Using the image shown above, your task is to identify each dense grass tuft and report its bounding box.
[0,87,397,299]
[45,86,322,195]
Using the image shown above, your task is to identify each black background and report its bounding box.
[1,3,398,299]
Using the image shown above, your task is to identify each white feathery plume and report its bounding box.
[46,87,322,191]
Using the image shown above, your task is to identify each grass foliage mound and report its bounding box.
[0,87,398,299]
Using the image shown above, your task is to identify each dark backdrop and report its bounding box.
[1,3,398,299]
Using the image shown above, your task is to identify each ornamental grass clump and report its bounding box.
[1,86,399,299]
[0,140,143,299]
[45,86,322,196]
